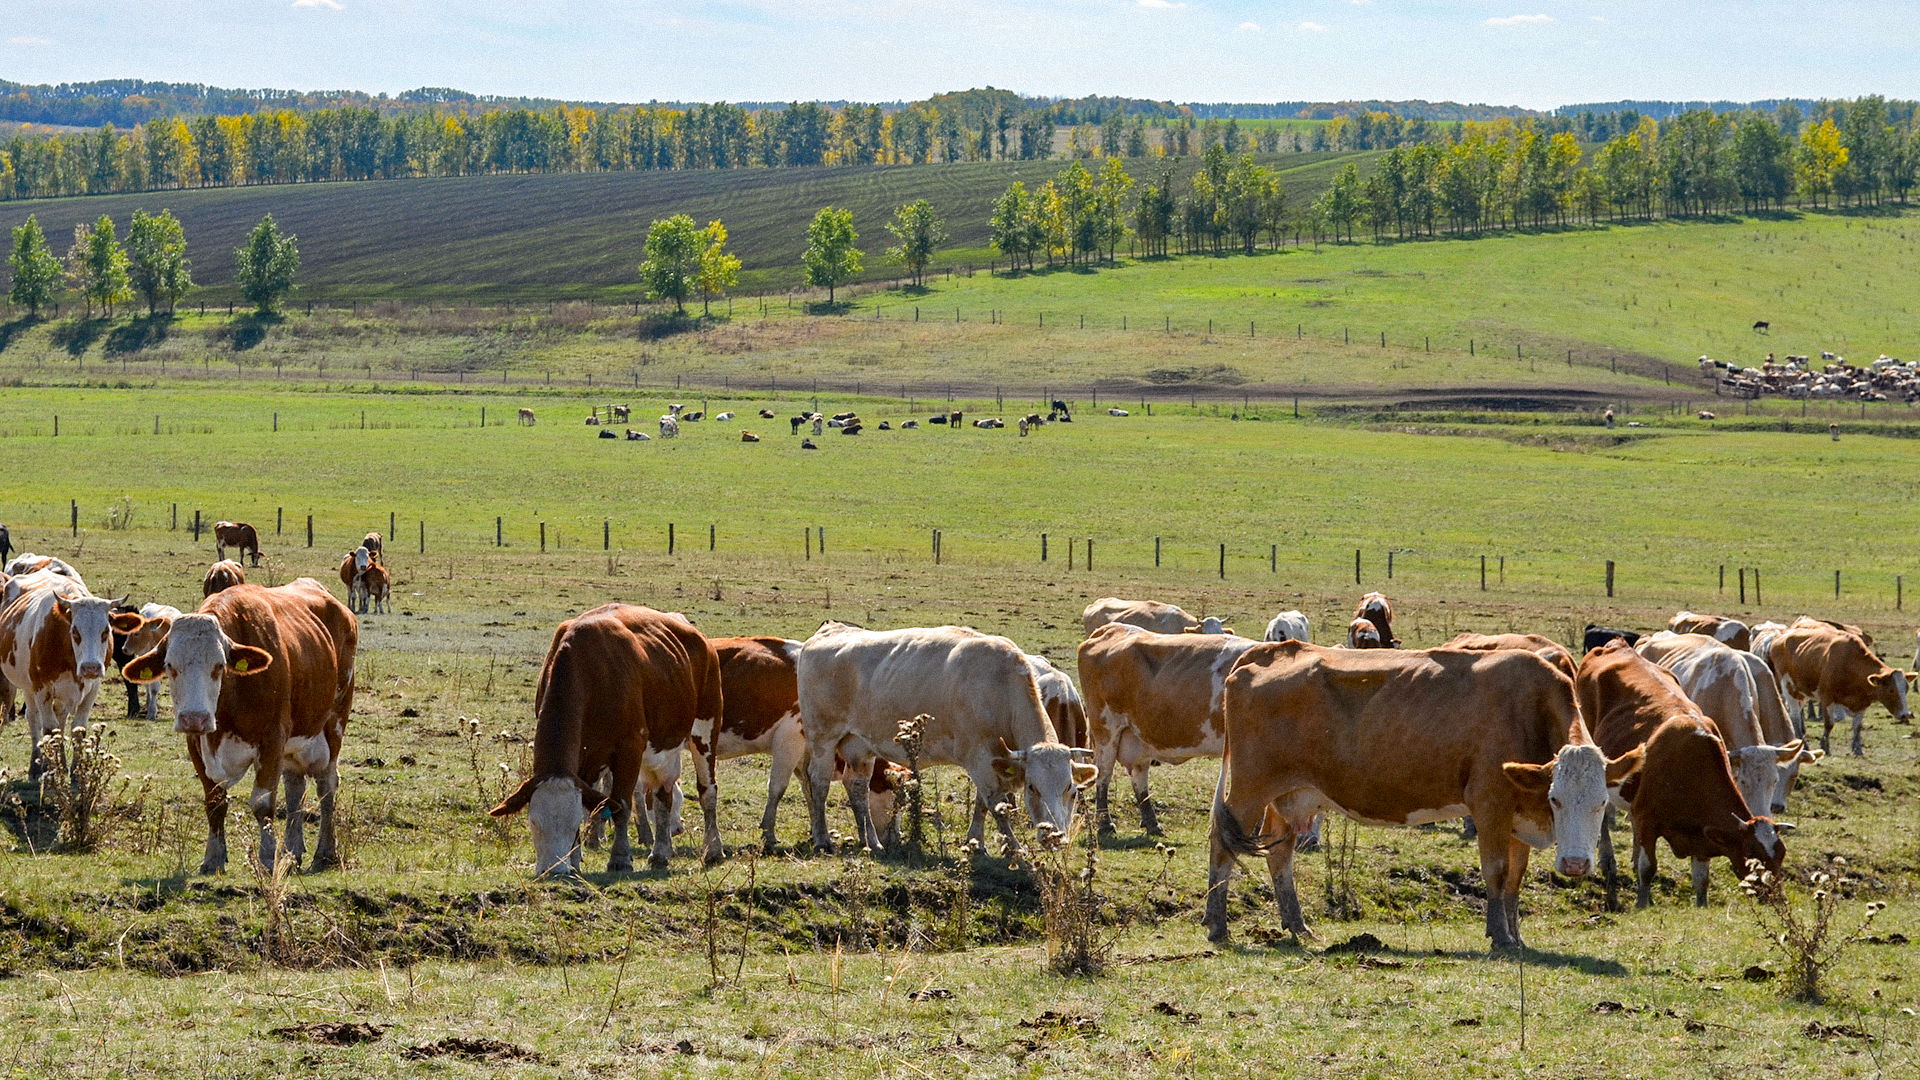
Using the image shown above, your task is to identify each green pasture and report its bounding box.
[3,382,1920,1076]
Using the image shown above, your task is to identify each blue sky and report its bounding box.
[2,2,1914,109]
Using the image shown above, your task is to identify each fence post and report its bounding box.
[1754,568,1762,606]
[390,511,396,540]
[496,516,503,547]
[806,528,812,560]
[817,526,825,555]
[1387,551,1395,579]
[419,520,425,554]
[1739,567,1747,605]
[272,412,277,432]
[481,406,487,427]
[172,504,178,531]
[709,523,716,552]
[277,507,283,535]
[1041,533,1048,562]
[604,520,611,551]
[1719,564,1725,593]
[306,515,314,548]
[1155,536,1161,567]
[1605,560,1616,598]
[1834,569,1841,599]
[1481,555,1487,591]
[1899,575,1904,611]
[1218,543,1226,580]
[72,500,79,537]
[668,523,675,555]
[1271,544,1277,573]
[1068,537,1074,571]
[540,522,547,553]
[1354,549,1361,585]
[192,509,200,541]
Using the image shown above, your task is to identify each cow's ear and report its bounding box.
[1702,824,1745,853]
[1605,745,1645,785]
[993,756,1021,783]
[1773,739,1805,764]
[1867,671,1886,688]
[226,644,273,676]
[1501,761,1553,794]
[109,611,147,634]
[577,781,608,813]
[1071,762,1098,788]
[122,643,168,683]
[490,778,535,817]
[1801,747,1827,764]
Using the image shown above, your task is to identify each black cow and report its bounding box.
[1581,624,1642,652]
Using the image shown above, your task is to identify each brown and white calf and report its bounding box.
[1578,641,1785,909]
[122,579,357,873]
[360,561,391,615]
[1354,592,1398,646]
[1076,623,1260,835]
[1207,642,1635,950]
[1345,618,1384,649]
[489,604,723,876]
[1762,621,1912,756]
[797,622,1093,854]
[337,547,375,614]
[360,532,383,562]
[0,570,144,778]
[213,521,261,567]
[118,602,181,720]
[203,559,247,597]
[1080,596,1205,636]
[1667,611,1752,651]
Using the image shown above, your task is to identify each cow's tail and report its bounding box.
[1210,756,1272,858]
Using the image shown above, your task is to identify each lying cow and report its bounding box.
[1354,592,1399,647]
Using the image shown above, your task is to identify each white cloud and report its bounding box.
[291,0,344,9]
[6,35,52,46]
[1236,21,1261,32]
[1485,13,1552,26]
[1298,21,1329,32]
[1136,0,1186,9]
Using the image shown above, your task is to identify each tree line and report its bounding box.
[8,211,297,319]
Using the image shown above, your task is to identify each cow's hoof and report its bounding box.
[1204,925,1230,945]
[645,855,668,871]
[309,853,339,873]
[703,846,726,866]
[1489,940,1525,955]
[608,856,633,874]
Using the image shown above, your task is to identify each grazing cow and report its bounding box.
[800,438,818,450]
[213,522,261,567]
[518,408,536,426]
[1443,632,1577,678]
[1081,596,1205,636]
[1263,610,1311,644]
[1108,408,1130,417]
[0,571,144,778]
[715,412,735,421]
[1078,623,1261,835]
[790,415,807,435]
[203,560,247,597]
[1578,641,1784,909]
[797,621,1093,853]
[1207,642,1635,949]
[1346,618,1384,649]
[122,580,356,872]
[116,602,180,721]
[1355,592,1398,647]
[360,532,383,562]
[1051,399,1072,419]
[1763,621,1912,756]
[488,604,723,876]
[740,431,761,443]
[1634,632,1818,817]
[361,561,391,615]
[759,409,776,419]
[1753,320,1770,333]
[1018,418,1030,437]
[658,416,680,439]
[812,415,824,435]
[625,429,650,441]
[1583,623,1642,652]
[610,404,631,423]
[1604,408,1616,429]
[1668,610,1751,651]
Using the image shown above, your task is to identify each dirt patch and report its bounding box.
[402,1036,545,1062]
[271,1021,387,1045]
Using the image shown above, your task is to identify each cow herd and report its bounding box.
[556,398,1091,446]
[1701,351,1920,401]
[3,542,1915,954]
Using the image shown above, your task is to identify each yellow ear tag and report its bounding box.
[233,659,249,672]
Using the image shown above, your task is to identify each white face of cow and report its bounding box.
[1732,740,1817,816]
[124,614,272,733]
[352,546,372,574]
[527,776,586,877]
[57,595,119,680]
[998,744,1097,845]
[1542,744,1613,877]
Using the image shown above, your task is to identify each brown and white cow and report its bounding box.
[1354,592,1399,647]
[1763,620,1912,756]
[489,604,723,876]
[1345,618,1384,649]
[1206,642,1636,950]
[1026,652,1087,750]
[518,407,537,426]
[797,622,1092,853]
[213,521,261,567]
[1667,611,1752,651]
[1578,641,1784,909]
[122,579,357,873]
[118,602,181,721]
[1081,596,1205,636]
[360,561,391,615]
[203,559,247,597]
[0,570,144,778]
[1442,632,1578,678]
[1633,632,1819,817]
[1077,623,1261,835]
[337,547,374,614]
[360,532,384,562]
[3,554,87,603]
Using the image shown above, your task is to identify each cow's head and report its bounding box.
[1185,617,1236,636]
[1503,743,1642,877]
[351,546,373,575]
[121,613,272,733]
[994,741,1097,846]
[1869,667,1911,722]
[1705,815,1786,874]
[56,594,145,681]
[1729,740,1817,816]
[490,773,605,878]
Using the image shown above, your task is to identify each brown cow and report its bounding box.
[1207,642,1636,950]
[1634,632,1818,816]
[360,532,384,562]
[1443,632,1577,678]
[1354,592,1398,646]
[213,521,261,567]
[1077,623,1260,835]
[740,431,761,443]
[518,407,537,426]
[1577,641,1784,909]
[489,604,723,876]
[361,561,391,615]
[1667,610,1752,652]
[1345,618,1384,649]
[122,579,357,873]
[1764,621,1912,756]
[337,547,374,613]
[1080,596,1204,636]
[203,560,247,597]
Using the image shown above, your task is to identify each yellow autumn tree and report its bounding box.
[1797,119,1848,207]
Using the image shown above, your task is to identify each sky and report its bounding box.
[2,1,1914,110]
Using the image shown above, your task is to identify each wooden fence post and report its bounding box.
[72,500,79,537]
[1754,569,1762,606]
[277,507,283,535]
[306,515,314,548]
[390,511,396,540]
[191,509,200,541]
[496,516,503,547]
[1481,555,1487,591]
[709,523,716,552]
[1271,544,1277,573]
[1719,564,1725,593]
[1155,537,1162,567]
[1898,575,1904,611]
[419,520,425,554]
[1834,570,1841,599]
[806,528,812,560]
[1041,533,1048,562]
[817,526,825,556]
[668,523,675,555]
[1387,550,1395,579]
[1086,539,1093,572]
[1605,560,1616,598]
[1739,567,1747,605]
[1354,549,1361,585]
[604,520,611,551]
[540,522,546,553]
[1218,543,1226,580]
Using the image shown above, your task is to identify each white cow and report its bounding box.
[796,622,1092,853]
[658,415,681,439]
[1107,408,1130,417]
[1263,610,1312,643]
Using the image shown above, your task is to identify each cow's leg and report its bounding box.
[1264,812,1309,937]
[72,679,100,733]
[1633,834,1658,910]
[804,745,836,853]
[605,757,642,873]
[250,776,279,872]
[1500,838,1531,949]
[1691,857,1712,907]
[1840,705,1866,757]
[841,753,878,853]
[1596,808,1620,913]
[142,682,159,722]
[1477,828,1519,950]
[310,760,340,871]
[25,694,52,780]
[123,675,142,718]
[282,770,308,868]
[1092,735,1119,836]
[762,727,806,852]
[688,728,723,864]
[1130,762,1162,836]
[1297,812,1324,852]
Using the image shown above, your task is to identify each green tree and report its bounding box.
[883,199,948,288]
[1315,162,1363,242]
[639,214,701,315]
[989,181,1034,271]
[126,208,192,315]
[1731,113,1792,211]
[694,219,739,317]
[67,215,132,318]
[233,214,299,314]
[7,215,62,317]
[803,206,861,303]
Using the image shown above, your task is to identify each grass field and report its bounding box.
[0,152,1372,300]
[3,380,1919,1077]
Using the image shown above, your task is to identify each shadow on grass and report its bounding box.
[805,300,854,316]
[0,315,40,353]
[1219,933,1629,976]
[219,310,284,352]
[105,312,175,355]
[0,777,58,853]
[50,316,112,357]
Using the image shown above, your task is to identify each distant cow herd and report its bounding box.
[2,533,1914,952]
[515,399,1093,446]
[1701,351,1920,401]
